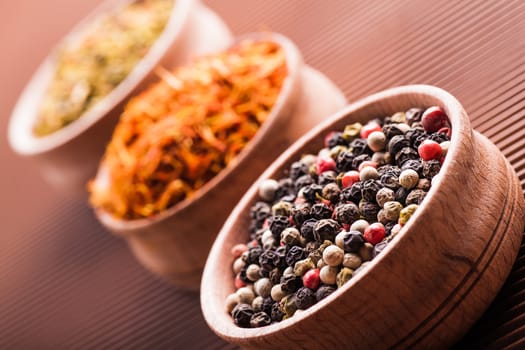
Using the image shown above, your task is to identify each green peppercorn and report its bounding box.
[272,200,293,216]
[329,145,348,159]
[280,293,298,319]
[336,267,353,288]
[390,111,406,123]
[383,201,403,221]
[294,258,315,276]
[399,204,419,225]
[343,122,362,142]
[343,253,362,269]
[376,187,395,208]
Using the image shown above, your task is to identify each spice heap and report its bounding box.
[34,0,174,136]
[226,107,451,328]
[89,40,287,219]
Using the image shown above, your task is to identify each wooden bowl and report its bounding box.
[7,0,231,194]
[94,32,347,290]
[201,85,525,349]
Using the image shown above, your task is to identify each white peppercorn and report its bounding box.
[440,140,450,157]
[283,266,294,277]
[320,265,338,285]
[335,230,346,249]
[226,293,240,313]
[270,284,286,302]
[350,219,369,233]
[395,122,411,133]
[259,179,279,202]
[263,237,276,250]
[322,245,344,267]
[367,131,386,152]
[246,264,261,282]
[391,223,402,237]
[233,257,245,275]
[376,187,395,207]
[359,166,379,181]
[317,259,326,269]
[372,151,386,165]
[252,296,264,312]
[358,242,374,261]
[399,169,419,189]
[237,286,255,304]
[343,253,362,269]
[261,230,273,245]
[281,227,303,246]
[254,277,272,298]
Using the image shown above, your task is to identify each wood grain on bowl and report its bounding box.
[201,85,525,349]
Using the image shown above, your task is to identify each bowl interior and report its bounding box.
[8,0,193,155]
[201,84,470,339]
[94,32,305,231]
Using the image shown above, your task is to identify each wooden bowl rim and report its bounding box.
[94,31,306,232]
[200,84,471,340]
[7,0,195,155]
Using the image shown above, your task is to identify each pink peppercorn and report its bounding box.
[438,127,451,137]
[316,156,336,174]
[341,170,360,188]
[418,140,442,161]
[231,243,248,258]
[421,106,448,132]
[358,160,378,171]
[360,122,382,139]
[364,222,386,245]
[303,268,321,290]
[235,274,247,289]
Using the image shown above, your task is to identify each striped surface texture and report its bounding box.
[2,0,525,349]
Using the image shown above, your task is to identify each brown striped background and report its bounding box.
[1,0,525,348]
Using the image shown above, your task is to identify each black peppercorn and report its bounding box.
[294,174,315,192]
[387,135,410,156]
[250,311,271,327]
[428,132,450,144]
[289,161,310,181]
[295,287,317,310]
[239,266,250,283]
[285,246,307,267]
[342,230,365,253]
[280,274,303,294]
[270,302,284,322]
[250,202,271,227]
[275,246,288,269]
[384,221,395,236]
[232,304,254,328]
[322,183,341,204]
[373,240,389,258]
[259,250,280,272]
[302,184,323,203]
[405,107,424,126]
[395,147,419,166]
[313,219,340,242]
[310,203,332,220]
[269,267,282,285]
[333,203,360,225]
[318,170,337,186]
[382,123,405,140]
[422,159,441,178]
[340,182,362,204]
[300,218,318,242]
[394,187,409,205]
[269,215,290,239]
[352,154,371,170]
[336,150,355,172]
[326,131,346,148]
[291,203,311,226]
[377,164,401,178]
[245,246,263,265]
[260,297,274,316]
[349,138,372,156]
[401,159,423,176]
[275,178,295,201]
[360,201,380,222]
[406,189,427,205]
[316,285,336,301]
[360,179,382,202]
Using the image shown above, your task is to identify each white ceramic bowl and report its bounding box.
[8,0,231,194]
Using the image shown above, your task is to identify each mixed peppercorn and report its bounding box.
[226,106,451,328]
